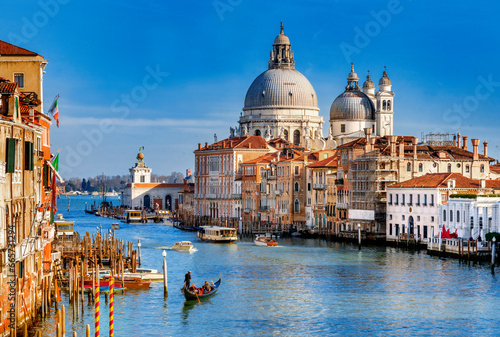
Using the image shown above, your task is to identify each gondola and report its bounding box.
[181,278,221,301]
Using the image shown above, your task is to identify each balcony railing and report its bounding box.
[313,183,327,190]
[259,206,270,211]
[244,208,251,214]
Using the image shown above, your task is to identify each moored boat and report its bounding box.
[84,277,151,290]
[254,236,278,247]
[181,278,222,301]
[172,241,194,251]
[197,226,238,243]
[123,210,143,224]
[111,222,120,230]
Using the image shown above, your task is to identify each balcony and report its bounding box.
[244,208,251,214]
[275,190,282,196]
[313,183,327,190]
[231,193,242,199]
[259,206,270,211]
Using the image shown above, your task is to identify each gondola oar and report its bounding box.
[191,283,201,303]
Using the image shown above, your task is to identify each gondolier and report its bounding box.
[184,271,191,289]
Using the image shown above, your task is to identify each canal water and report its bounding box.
[37,195,500,336]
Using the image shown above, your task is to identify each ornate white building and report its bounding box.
[238,24,324,147]
[330,64,395,145]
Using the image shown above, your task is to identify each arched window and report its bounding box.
[165,195,172,211]
[466,165,470,173]
[255,129,261,136]
[283,129,289,141]
[457,210,460,223]
[481,164,485,173]
[294,199,300,213]
[418,163,423,172]
[407,162,411,172]
[294,182,299,192]
[383,100,387,110]
[387,100,391,111]
[450,210,453,222]
[447,164,451,172]
[443,210,446,221]
[293,130,300,145]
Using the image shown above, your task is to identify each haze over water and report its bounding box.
[38,195,500,336]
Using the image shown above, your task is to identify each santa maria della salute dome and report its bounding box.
[238,23,324,147]
[237,24,395,148]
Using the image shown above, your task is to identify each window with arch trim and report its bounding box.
[294,199,300,213]
[407,162,411,172]
[294,182,299,192]
[387,100,391,111]
[466,165,470,173]
[418,163,423,172]
[447,164,451,172]
[383,100,387,110]
[480,164,485,173]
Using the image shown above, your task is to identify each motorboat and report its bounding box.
[254,236,278,247]
[172,241,194,251]
[111,222,120,230]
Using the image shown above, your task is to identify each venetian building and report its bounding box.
[329,64,394,145]
[238,24,324,147]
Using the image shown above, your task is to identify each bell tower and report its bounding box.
[375,67,394,137]
[130,147,152,183]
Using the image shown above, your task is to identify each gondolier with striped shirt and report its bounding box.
[184,271,191,289]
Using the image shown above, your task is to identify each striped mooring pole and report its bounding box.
[109,275,114,337]
[95,265,100,337]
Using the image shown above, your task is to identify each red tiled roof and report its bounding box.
[0,40,39,56]
[242,152,278,164]
[490,164,500,174]
[0,82,19,93]
[388,173,497,189]
[196,136,268,151]
[307,154,338,168]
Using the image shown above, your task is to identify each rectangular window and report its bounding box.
[395,194,399,205]
[14,73,24,88]
[389,194,392,205]
[409,194,412,206]
[430,194,434,206]
[43,163,49,187]
[402,194,405,206]
[431,216,434,222]
[417,194,420,206]
[24,141,34,171]
[389,224,393,236]
[466,165,470,173]
[423,226,428,239]
[341,124,346,133]
[140,176,145,183]
[423,194,427,206]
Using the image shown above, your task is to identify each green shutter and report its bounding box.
[6,138,15,173]
[24,141,34,171]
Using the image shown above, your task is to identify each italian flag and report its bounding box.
[48,95,60,127]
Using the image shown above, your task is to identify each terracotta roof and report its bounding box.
[0,82,19,93]
[339,136,494,161]
[132,183,184,188]
[242,152,278,165]
[490,164,500,174]
[196,136,268,151]
[388,173,497,189]
[0,40,39,56]
[307,154,338,168]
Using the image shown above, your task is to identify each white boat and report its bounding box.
[111,222,120,230]
[172,241,194,251]
[254,235,278,247]
[197,226,238,243]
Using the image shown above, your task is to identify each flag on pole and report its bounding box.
[49,153,60,223]
[48,95,60,127]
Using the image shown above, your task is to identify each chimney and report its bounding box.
[389,136,396,157]
[277,152,280,162]
[398,141,404,158]
[471,139,479,160]
[457,132,461,148]
[413,137,418,159]
[364,127,372,142]
[249,142,252,149]
[198,143,201,150]
[29,108,35,121]
[370,137,376,152]
[484,141,488,157]
[453,135,457,147]
[205,142,208,149]
[462,136,467,150]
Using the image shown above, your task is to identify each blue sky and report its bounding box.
[2,0,500,178]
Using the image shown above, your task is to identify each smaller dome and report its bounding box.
[363,74,374,89]
[379,69,391,86]
[330,91,375,121]
[274,23,290,45]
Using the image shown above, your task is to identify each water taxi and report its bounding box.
[172,241,194,251]
[197,226,238,243]
[123,210,143,224]
[254,236,278,247]
[54,220,75,239]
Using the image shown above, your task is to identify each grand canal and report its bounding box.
[37,195,500,336]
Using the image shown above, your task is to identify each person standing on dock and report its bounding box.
[184,271,191,289]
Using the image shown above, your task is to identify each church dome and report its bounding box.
[243,69,319,110]
[330,91,375,120]
[363,74,375,89]
[330,63,375,121]
[379,69,391,86]
[274,32,290,45]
